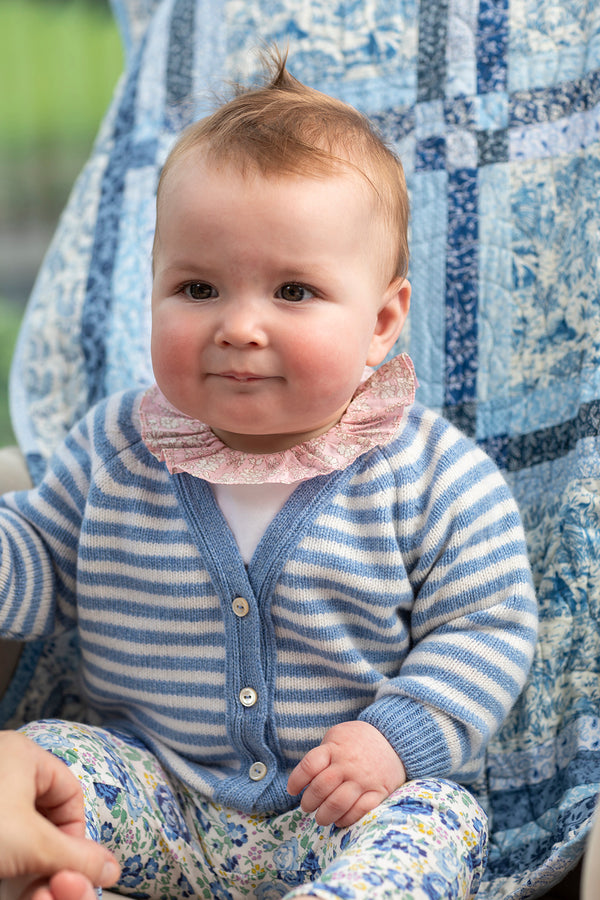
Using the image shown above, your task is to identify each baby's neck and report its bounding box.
[210,418,342,454]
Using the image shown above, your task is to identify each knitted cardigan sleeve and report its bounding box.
[359,406,538,782]
[0,402,97,640]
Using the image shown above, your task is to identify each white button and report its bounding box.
[249,762,268,781]
[239,687,258,707]
[232,597,250,617]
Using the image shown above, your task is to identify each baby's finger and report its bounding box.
[299,767,345,815]
[287,744,331,796]
[331,789,386,829]
[312,782,363,827]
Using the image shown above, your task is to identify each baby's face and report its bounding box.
[151,153,408,452]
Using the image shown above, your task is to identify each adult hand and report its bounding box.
[0,731,120,897]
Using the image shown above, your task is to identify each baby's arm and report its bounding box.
[0,412,95,643]
[0,732,120,900]
[291,418,537,824]
[287,720,406,827]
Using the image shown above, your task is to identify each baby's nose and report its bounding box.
[215,300,269,348]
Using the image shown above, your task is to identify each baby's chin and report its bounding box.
[210,419,343,454]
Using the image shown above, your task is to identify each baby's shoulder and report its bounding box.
[376,401,505,495]
[78,387,151,464]
[386,401,489,462]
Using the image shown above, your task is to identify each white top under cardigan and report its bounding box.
[212,482,300,565]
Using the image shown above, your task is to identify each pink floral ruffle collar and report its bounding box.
[139,353,417,485]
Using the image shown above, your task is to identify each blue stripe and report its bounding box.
[82,645,225,674]
[417,0,449,102]
[82,55,157,408]
[399,666,507,727]
[509,70,600,127]
[280,550,410,585]
[444,167,479,415]
[11,497,80,568]
[80,618,224,642]
[165,0,196,112]
[275,592,410,634]
[418,567,535,622]
[0,518,57,636]
[80,545,209,570]
[276,666,381,694]
[406,642,522,699]
[488,751,600,835]
[98,713,232,750]
[77,584,221,612]
[275,635,404,669]
[83,657,223,700]
[480,398,600,471]
[477,0,508,95]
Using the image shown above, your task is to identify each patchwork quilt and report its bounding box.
[4,0,600,895]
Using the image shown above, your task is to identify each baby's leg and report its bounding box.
[7,720,216,900]
[167,779,485,900]
[283,779,488,900]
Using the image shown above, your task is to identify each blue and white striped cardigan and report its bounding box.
[0,390,537,814]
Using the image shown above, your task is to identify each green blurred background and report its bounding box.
[0,0,123,445]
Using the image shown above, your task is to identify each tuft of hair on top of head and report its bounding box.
[156,46,410,280]
[251,44,299,93]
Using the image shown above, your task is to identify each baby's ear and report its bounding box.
[366,278,411,366]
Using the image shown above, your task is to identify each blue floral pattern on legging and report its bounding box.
[21,720,487,900]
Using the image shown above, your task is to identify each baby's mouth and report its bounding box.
[218,371,268,383]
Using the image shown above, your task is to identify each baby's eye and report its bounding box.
[183,282,217,301]
[276,283,315,303]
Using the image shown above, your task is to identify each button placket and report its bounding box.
[226,590,274,790]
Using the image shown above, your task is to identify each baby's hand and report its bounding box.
[287,721,406,828]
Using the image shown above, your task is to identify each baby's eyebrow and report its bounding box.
[164,258,205,270]
[157,260,212,277]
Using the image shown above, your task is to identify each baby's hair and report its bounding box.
[156,49,409,279]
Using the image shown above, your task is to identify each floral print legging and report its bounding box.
[21,720,488,900]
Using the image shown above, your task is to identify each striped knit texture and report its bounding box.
[0,390,537,814]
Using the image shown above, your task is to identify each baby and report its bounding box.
[0,54,537,900]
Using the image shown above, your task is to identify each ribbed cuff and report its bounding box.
[358,695,452,780]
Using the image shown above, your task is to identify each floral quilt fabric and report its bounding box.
[5,0,600,896]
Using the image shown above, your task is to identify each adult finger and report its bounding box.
[4,733,86,841]
[18,871,99,900]
[49,870,102,900]
[22,821,120,889]
[33,761,86,839]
